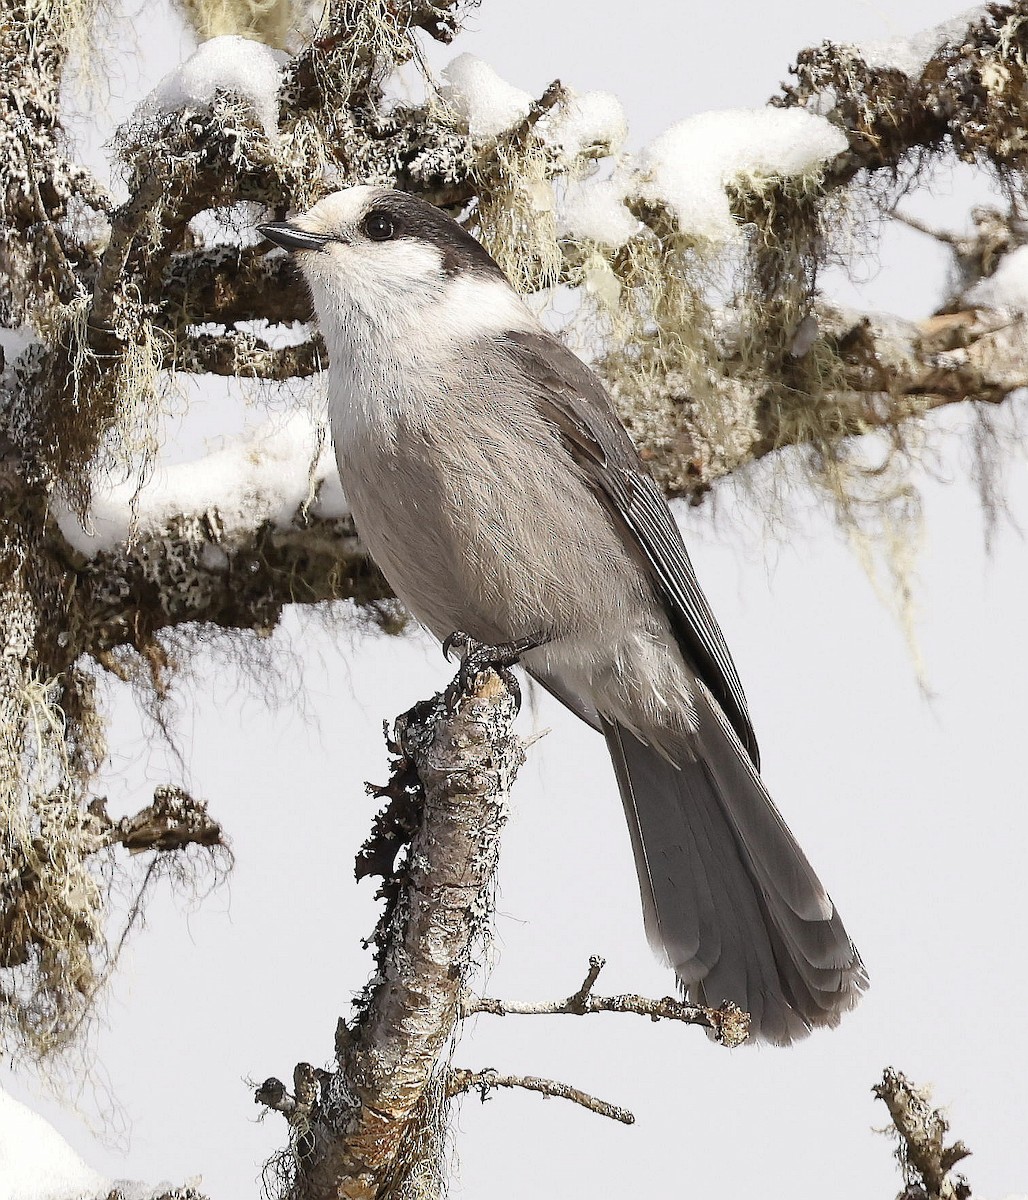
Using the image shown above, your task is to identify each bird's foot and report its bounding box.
[442,631,541,712]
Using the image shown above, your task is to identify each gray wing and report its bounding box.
[501,330,760,769]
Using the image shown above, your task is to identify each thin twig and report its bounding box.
[449,1067,635,1125]
[567,954,606,1013]
[90,175,166,329]
[462,956,750,1047]
[891,209,961,245]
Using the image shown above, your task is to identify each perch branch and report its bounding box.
[261,670,526,1200]
[448,1067,635,1126]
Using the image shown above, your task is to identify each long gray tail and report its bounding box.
[601,690,867,1044]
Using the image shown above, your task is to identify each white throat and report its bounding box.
[310,264,537,445]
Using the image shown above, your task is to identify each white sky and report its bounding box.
[5,2,1028,1198]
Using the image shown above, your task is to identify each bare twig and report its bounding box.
[891,210,961,246]
[567,953,606,1012]
[874,1068,973,1200]
[449,1067,635,1126]
[462,956,751,1047]
[90,175,166,331]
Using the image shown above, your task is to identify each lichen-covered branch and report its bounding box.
[448,1067,636,1126]
[613,296,1028,498]
[260,671,525,1199]
[66,510,398,656]
[171,331,325,378]
[462,954,750,1046]
[162,246,310,328]
[874,1068,974,1200]
[257,671,747,1198]
[776,4,1028,179]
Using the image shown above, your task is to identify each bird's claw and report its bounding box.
[441,632,541,712]
[442,629,473,663]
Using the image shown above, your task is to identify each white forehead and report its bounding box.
[300,186,382,231]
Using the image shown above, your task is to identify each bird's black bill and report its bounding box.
[258,222,330,252]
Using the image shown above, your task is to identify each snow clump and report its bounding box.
[54,412,346,559]
[635,107,848,244]
[138,34,286,138]
[0,1087,109,1200]
[855,7,983,76]
[561,176,639,249]
[964,244,1028,311]
[440,54,533,142]
[537,90,628,161]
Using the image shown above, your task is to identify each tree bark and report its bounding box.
[266,672,524,1200]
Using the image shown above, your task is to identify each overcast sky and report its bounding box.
[5,2,1028,1198]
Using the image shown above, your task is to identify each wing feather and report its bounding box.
[502,329,760,767]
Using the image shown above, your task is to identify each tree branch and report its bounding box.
[448,1067,636,1126]
[96,786,224,855]
[90,175,167,333]
[63,511,398,657]
[874,1068,973,1200]
[462,954,750,1046]
[170,331,325,378]
[260,671,526,1200]
[162,246,311,328]
[776,4,1028,180]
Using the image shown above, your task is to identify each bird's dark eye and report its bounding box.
[363,211,396,241]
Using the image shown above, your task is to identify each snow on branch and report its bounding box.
[46,414,397,655]
[776,3,1028,178]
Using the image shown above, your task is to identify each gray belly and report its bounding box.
[333,415,654,650]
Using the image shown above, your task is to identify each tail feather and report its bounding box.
[601,690,867,1045]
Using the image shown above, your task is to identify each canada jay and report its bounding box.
[259,186,867,1043]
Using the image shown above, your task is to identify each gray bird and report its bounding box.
[259,186,868,1044]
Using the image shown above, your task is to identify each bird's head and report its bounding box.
[258,187,528,347]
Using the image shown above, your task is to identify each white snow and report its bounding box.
[138,34,286,138]
[856,8,983,76]
[963,244,1028,311]
[634,107,848,244]
[439,54,533,142]
[561,176,639,248]
[537,90,628,161]
[54,412,348,559]
[0,1088,109,1200]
